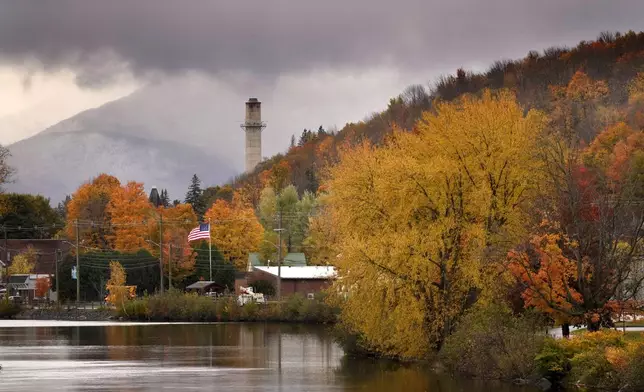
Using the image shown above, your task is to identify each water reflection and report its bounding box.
[0,321,537,392]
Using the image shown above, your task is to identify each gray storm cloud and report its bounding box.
[1,0,644,85]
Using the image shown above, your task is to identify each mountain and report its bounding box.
[7,130,234,203]
[6,74,248,203]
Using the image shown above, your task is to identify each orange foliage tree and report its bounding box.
[66,174,121,249]
[514,123,644,332]
[107,181,152,252]
[147,203,198,249]
[204,193,264,270]
[268,161,291,192]
[35,276,51,298]
[163,229,197,285]
[146,203,198,285]
[549,70,610,141]
[508,232,586,331]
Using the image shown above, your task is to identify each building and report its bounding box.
[240,98,266,173]
[1,239,72,275]
[243,266,337,299]
[6,274,54,302]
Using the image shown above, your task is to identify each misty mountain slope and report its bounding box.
[37,74,247,168]
[7,131,234,203]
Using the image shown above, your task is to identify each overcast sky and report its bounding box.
[1,0,644,146]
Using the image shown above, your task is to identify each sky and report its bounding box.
[1,0,644,147]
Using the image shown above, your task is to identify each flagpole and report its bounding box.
[208,219,212,282]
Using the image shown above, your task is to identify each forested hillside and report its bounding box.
[233,30,644,203]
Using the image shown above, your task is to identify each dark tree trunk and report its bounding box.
[562,323,570,338]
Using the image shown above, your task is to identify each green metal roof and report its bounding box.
[283,253,307,266]
[248,252,262,266]
[248,252,307,266]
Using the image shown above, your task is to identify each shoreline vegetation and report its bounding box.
[117,290,338,323]
[1,291,339,324]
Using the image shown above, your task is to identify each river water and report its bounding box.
[0,320,539,391]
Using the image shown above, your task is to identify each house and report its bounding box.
[6,274,54,302]
[246,266,337,299]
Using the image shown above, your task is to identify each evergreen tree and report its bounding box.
[317,125,326,137]
[305,168,319,194]
[172,199,181,207]
[298,129,315,146]
[185,174,205,220]
[56,195,71,220]
[290,134,296,149]
[160,189,171,208]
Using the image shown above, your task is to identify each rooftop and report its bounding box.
[254,266,336,280]
[185,281,221,290]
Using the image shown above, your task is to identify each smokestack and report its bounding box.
[240,98,266,172]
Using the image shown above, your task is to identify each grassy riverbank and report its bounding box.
[116,290,339,323]
[0,298,21,319]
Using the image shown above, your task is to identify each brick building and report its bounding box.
[237,266,336,298]
[1,239,72,276]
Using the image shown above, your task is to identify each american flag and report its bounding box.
[188,223,210,242]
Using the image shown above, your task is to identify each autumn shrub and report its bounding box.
[283,294,306,320]
[536,330,644,391]
[569,347,621,390]
[240,301,260,321]
[121,298,148,320]
[534,339,570,383]
[0,297,20,319]
[624,343,644,390]
[439,303,547,380]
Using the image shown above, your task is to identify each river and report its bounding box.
[0,320,539,391]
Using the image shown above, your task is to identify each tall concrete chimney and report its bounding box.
[240,98,266,172]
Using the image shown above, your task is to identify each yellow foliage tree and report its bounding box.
[107,181,153,252]
[105,261,134,308]
[324,90,544,358]
[204,193,264,270]
[8,246,37,275]
[304,194,339,266]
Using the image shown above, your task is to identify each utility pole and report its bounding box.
[159,215,164,294]
[75,220,80,305]
[275,211,283,301]
[55,249,61,305]
[3,225,7,269]
[168,243,172,290]
[208,219,212,282]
